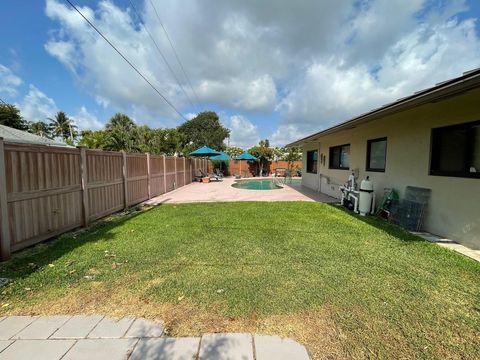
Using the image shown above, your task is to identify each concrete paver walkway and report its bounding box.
[147,177,337,205]
[0,315,310,359]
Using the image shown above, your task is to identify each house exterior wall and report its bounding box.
[300,87,480,249]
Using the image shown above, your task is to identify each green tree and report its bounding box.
[48,111,78,142]
[249,139,275,176]
[0,103,29,130]
[106,113,136,132]
[282,146,302,174]
[103,113,138,152]
[177,111,230,154]
[29,121,51,138]
[225,146,243,158]
[78,130,110,149]
[149,128,182,155]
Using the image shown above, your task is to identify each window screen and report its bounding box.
[366,138,387,172]
[329,144,350,170]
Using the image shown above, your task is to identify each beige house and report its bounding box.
[288,69,480,249]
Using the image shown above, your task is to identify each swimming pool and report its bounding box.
[232,179,282,190]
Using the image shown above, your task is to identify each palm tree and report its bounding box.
[29,121,51,138]
[105,113,136,133]
[48,111,77,142]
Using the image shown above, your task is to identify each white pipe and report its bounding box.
[370,192,376,215]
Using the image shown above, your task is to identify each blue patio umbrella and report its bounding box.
[189,145,221,157]
[210,151,231,161]
[235,151,257,177]
[189,146,220,175]
[210,151,231,174]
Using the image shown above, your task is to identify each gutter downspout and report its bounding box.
[318,142,322,193]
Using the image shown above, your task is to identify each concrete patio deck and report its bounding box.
[0,315,310,359]
[147,177,337,205]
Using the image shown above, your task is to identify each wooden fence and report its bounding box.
[0,139,207,260]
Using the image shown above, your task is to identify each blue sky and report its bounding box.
[1,0,480,147]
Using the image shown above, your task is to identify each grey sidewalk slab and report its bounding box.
[0,339,75,360]
[0,340,13,353]
[0,316,311,359]
[254,335,310,360]
[0,316,37,340]
[125,318,164,338]
[13,315,71,340]
[50,315,104,339]
[130,337,200,360]
[412,232,480,263]
[87,317,135,339]
[199,333,253,360]
[63,338,138,360]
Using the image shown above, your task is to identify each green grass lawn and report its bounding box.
[1,202,479,359]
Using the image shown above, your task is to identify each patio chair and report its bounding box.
[200,169,221,182]
[214,168,224,178]
[193,171,203,182]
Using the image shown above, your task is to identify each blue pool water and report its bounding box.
[232,179,282,190]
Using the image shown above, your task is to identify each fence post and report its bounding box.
[174,155,177,189]
[79,147,89,227]
[183,157,186,185]
[0,138,11,261]
[146,153,151,199]
[163,155,167,194]
[122,151,128,209]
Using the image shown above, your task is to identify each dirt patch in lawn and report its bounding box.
[8,285,346,360]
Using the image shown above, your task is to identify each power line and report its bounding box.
[0,98,7,105]
[147,0,202,110]
[127,0,199,112]
[63,0,187,121]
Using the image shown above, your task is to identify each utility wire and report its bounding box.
[148,0,202,110]
[0,98,7,105]
[63,0,187,121]
[127,0,198,112]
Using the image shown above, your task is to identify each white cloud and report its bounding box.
[276,7,480,143]
[185,112,197,120]
[224,115,260,148]
[19,85,58,121]
[0,64,22,96]
[270,124,308,147]
[71,106,104,131]
[18,84,102,132]
[45,0,187,123]
[43,0,480,145]
[44,41,78,72]
[198,75,277,111]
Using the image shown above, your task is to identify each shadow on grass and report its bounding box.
[326,203,425,243]
[0,206,156,282]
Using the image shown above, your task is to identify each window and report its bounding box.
[306,150,318,173]
[329,144,350,170]
[366,137,387,172]
[430,120,480,178]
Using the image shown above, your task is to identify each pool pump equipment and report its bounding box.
[340,174,375,216]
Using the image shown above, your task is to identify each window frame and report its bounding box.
[329,144,351,170]
[429,120,480,179]
[306,150,318,174]
[366,137,387,172]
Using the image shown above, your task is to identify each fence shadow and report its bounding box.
[0,206,153,281]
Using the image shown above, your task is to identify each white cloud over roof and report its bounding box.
[43,0,480,145]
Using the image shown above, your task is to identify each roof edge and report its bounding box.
[286,67,480,147]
